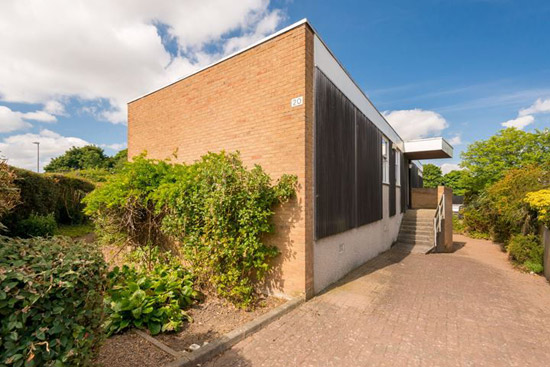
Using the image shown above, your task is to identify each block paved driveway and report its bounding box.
[205,235,550,366]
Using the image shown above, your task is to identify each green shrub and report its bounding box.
[83,154,174,248]
[0,159,20,232]
[55,223,95,238]
[157,152,297,307]
[104,262,196,336]
[3,168,95,235]
[463,165,549,242]
[507,234,544,273]
[13,213,57,238]
[84,151,297,307]
[452,214,465,234]
[0,236,107,366]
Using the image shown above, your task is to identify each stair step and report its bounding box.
[397,236,434,244]
[400,224,433,230]
[398,236,433,244]
[393,242,433,254]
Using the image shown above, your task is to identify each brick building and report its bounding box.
[128,19,452,299]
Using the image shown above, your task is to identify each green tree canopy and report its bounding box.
[443,169,470,196]
[422,163,443,188]
[44,146,127,172]
[461,128,550,194]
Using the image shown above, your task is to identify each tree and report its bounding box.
[443,169,470,196]
[110,148,128,170]
[422,163,443,188]
[44,146,128,172]
[461,128,550,194]
[45,145,111,172]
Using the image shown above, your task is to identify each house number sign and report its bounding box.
[291,96,304,107]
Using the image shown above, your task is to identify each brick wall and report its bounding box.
[128,25,314,297]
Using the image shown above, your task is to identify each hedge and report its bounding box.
[0,236,107,366]
[3,167,95,235]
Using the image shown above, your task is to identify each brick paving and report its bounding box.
[205,235,550,366]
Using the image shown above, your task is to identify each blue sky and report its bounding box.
[1,0,549,172]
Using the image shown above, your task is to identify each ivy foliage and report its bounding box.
[84,151,297,307]
[0,236,107,366]
[156,152,297,306]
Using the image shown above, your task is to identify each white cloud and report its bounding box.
[22,111,57,122]
[0,0,285,124]
[441,163,463,175]
[447,134,462,146]
[0,106,32,133]
[519,98,550,116]
[501,115,535,129]
[383,109,449,140]
[0,129,89,171]
[101,142,127,151]
[43,100,66,116]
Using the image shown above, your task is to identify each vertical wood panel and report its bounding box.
[389,143,396,217]
[400,152,408,212]
[356,112,383,226]
[315,69,355,239]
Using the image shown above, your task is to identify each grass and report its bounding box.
[55,222,95,238]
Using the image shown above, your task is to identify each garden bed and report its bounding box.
[96,295,285,367]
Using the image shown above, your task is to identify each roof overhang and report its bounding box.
[403,137,453,160]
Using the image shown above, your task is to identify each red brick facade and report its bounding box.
[128,25,315,297]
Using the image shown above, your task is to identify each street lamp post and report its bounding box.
[32,142,40,173]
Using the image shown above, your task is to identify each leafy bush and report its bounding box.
[0,236,107,366]
[83,154,174,248]
[3,168,95,235]
[157,152,297,306]
[14,213,57,238]
[507,234,544,273]
[452,214,465,234]
[84,151,297,307]
[463,165,549,242]
[525,189,550,228]
[104,262,196,336]
[0,158,20,231]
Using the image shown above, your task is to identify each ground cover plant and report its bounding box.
[0,236,107,366]
[104,259,197,336]
[84,151,297,307]
[507,234,544,273]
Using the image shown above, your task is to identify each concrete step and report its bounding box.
[397,238,434,246]
[399,226,434,235]
[400,223,433,230]
[393,242,434,254]
[398,233,434,242]
[401,219,433,226]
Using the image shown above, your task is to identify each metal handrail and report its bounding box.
[432,193,445,252]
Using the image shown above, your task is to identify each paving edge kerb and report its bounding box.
[163,296,304,367]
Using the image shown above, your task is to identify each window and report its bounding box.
[395,151,400,186]
[382,137,389,184]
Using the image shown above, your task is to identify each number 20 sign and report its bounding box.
[291,96,303,107]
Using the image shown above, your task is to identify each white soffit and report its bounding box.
[313,35,403,149]
[404,138,453,159]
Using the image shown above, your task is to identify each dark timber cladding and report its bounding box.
[400,152,408,213]
[314,69,383,239]
[389,142,396,217]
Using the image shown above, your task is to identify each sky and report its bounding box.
[1,0,549,173]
